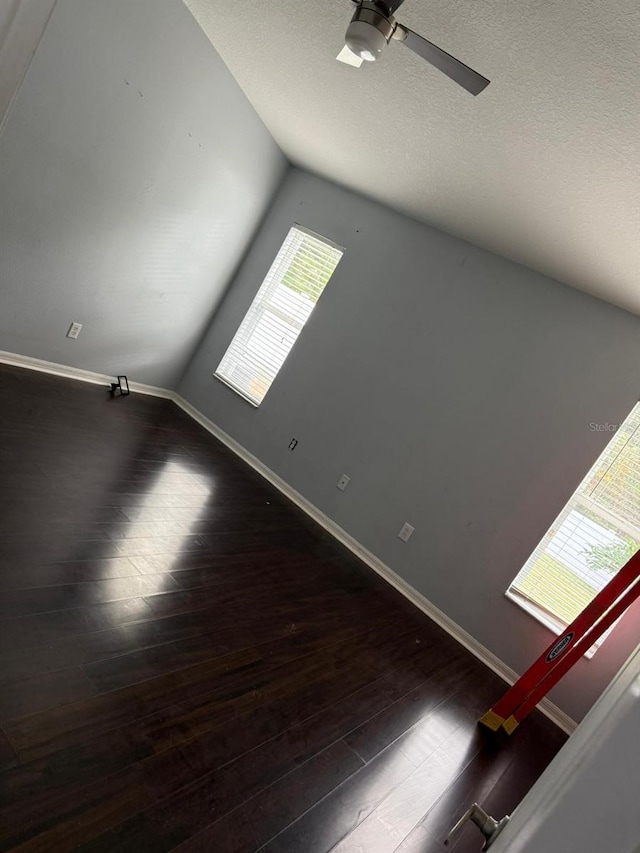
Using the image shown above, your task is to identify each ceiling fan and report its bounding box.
[336,0,490,95]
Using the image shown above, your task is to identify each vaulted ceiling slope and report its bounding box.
[186,0,640,316]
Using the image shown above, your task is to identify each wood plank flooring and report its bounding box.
[0,364,567,851]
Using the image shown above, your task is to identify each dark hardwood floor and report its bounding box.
[0,364,567,852]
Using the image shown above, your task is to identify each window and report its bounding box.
[215,225,344,406]
[507,402,640,653]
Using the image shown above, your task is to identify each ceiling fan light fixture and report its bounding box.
[345,20,389,61]
[338,0,490,95]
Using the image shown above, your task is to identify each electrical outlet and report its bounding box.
[398,522,414,543]
[66,322,83,340]
[337,474,350,491]
[288,438,298,451]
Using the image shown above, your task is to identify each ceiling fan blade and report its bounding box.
[336,44,364,67]
[397,26,489,95]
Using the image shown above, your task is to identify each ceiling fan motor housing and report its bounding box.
[346,2,395,61]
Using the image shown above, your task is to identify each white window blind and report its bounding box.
[507,402,640,654]
[215,225,344,406]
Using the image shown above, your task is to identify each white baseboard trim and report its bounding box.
[0,350,174,398]
[0,351,576,734]
[173,393,577,736]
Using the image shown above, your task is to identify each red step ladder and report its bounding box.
[479,549,640,734]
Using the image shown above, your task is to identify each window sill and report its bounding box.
[505,589,599,659]
[213,373,261,408]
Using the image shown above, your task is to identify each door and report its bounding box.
[449,642,640,852]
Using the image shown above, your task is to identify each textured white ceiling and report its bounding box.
[186,0,640,315]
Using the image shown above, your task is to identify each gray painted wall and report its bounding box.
[0,0,286,387]
[0,0,57,134]
[179,168,640,722]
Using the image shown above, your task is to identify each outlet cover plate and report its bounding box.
[398,522,414,543]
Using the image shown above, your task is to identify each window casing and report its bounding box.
[215,225,343,406]
[506,402,640,655]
